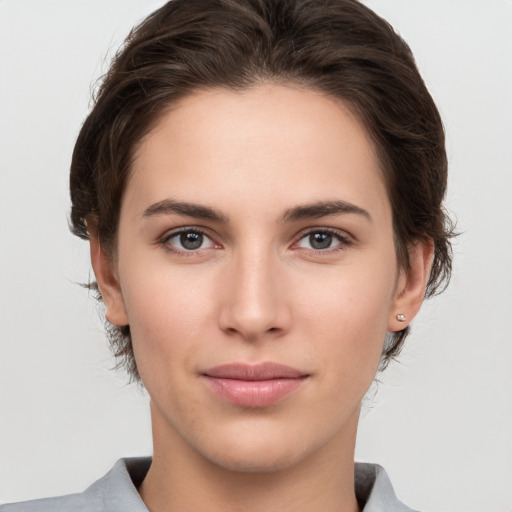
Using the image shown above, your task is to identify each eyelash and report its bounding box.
[158,227,218,257]
[293,228,353,254]
[158,227,353,256]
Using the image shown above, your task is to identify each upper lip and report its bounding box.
[203,362,307,381]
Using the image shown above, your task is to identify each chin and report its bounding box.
[207,444,308,474]
[196,424,320,475]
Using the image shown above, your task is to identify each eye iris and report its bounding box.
[180,232,203,250]
[310,232,332,249]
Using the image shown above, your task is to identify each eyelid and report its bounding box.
[291,227,354,252]
[156,225,353,256]
[158,226,221,254]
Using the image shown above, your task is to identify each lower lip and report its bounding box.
[203,376,307,408]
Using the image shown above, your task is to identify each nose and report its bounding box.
[218,247,292,342]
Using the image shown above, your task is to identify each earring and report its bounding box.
[396,314,406,322]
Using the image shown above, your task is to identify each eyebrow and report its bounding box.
[281,200,371,222]
[142,198,371,224]
[142,199,229,223]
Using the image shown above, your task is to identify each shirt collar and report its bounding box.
[86,457,417,512]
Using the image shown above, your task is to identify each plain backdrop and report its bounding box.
[1,1,511,511]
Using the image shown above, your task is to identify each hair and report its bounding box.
[70,0,455,381]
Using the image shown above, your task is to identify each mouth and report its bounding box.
[201,362,309,408]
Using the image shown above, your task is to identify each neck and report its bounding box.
[139,403,361,512]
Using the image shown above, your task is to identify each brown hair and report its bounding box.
[70,0,455,380]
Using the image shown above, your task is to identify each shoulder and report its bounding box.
[355,462,420,512]
[0,492,92,512]
[0,458,151,512]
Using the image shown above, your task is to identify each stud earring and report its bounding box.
[396,314,406,322]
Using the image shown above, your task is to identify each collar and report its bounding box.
[83,457,418,512]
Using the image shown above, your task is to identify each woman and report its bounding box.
[1,0,454,510]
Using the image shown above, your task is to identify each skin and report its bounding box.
[90,84,432,512]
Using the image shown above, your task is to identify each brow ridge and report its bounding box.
[142,198,370,224]
[282,200,371,222]
[142,199,228,223]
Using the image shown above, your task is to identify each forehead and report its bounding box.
[127,84,390,222]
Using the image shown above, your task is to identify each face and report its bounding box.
[95,84,425,473]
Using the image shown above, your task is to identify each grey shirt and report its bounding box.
[1,458,418,511]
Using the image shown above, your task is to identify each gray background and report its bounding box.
[1,1,511,510]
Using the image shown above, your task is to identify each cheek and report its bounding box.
[117,255,216,375]
[296,258,396,333]
[293,256,397,379]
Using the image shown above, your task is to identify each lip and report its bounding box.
[201,362,309,408]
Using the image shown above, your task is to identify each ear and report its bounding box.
[388,239,434,332]
[89,233,129,326]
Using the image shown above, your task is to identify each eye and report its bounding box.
[163,228,217,253]
[295,229,351,252]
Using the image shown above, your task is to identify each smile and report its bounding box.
[202,362,310,408]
